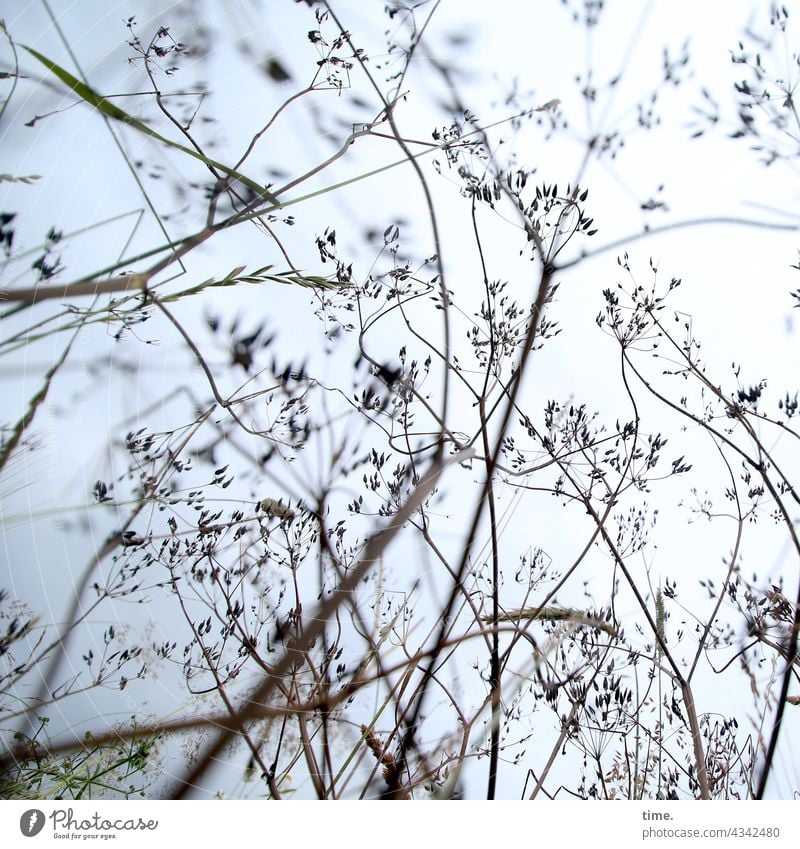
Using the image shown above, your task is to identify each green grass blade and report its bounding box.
[22,45,160,136]
[21,45,278,204]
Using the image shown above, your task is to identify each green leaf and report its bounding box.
[21,45,279,205]
[0,173,42,184]
[22,45,157,133]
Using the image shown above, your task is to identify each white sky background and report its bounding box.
[1,0,800,800]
